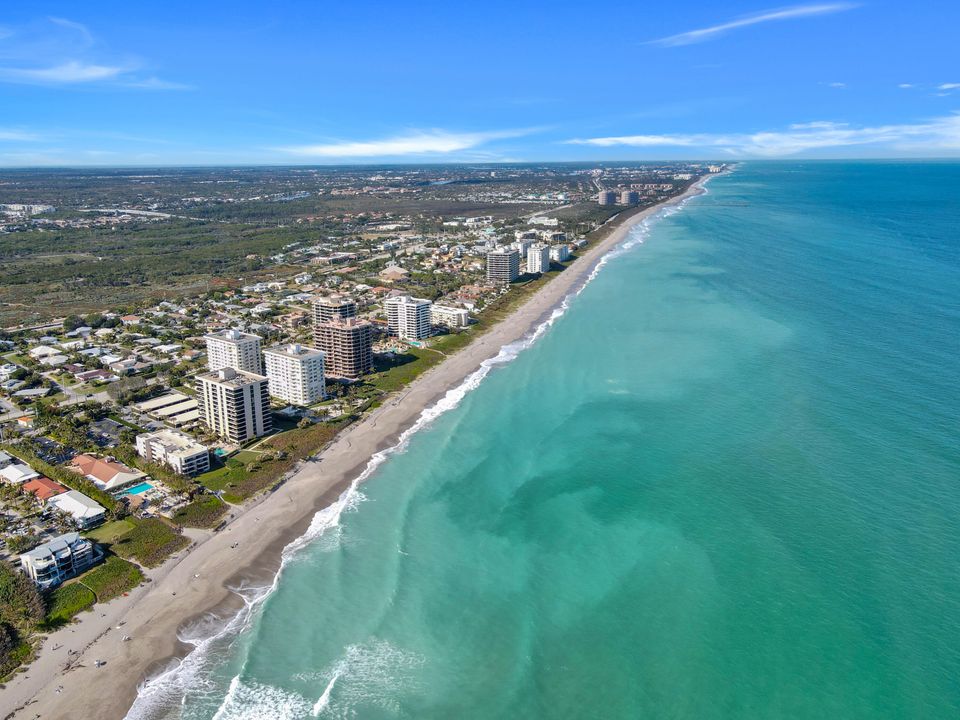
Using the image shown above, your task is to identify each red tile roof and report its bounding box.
[22,477,67,501]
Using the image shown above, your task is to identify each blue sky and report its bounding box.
[1,1,958,165]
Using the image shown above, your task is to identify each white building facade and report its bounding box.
[527,244,551,275]
[431,305,470,329]
[135,429,210,476]
[263,344,326,405]
[204,329,263,375]
[385,296,433,340]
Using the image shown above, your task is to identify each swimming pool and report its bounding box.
[119,482,154,496]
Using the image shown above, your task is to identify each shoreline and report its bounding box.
[5,174,717,720]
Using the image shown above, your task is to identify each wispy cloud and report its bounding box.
[650,3,858,47]
[939,83,960,91]
[0,60,128,84]
[827,82,847,88]
[564,115,960,156]
[47,17,93,47]
[898,83,914,89]
[122,76,195,91]
[277,129,535,158]
[0,128,41,142]
[0,17,186,90]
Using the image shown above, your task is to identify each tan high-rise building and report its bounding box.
[486,247,520,283]
[197,367,272,444]
[312,295,357,326]
[314,317,373,378]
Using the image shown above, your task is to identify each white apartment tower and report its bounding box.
[527,244,551,275]
[486,247,520,283]
[385,295,432,341]
[197,367,272,444]
[204,329,263,375]
[263,343,326,406]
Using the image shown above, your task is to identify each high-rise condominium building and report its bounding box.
[204,329,263,375]
[197,367,272,443]
[263,343,326,405]
[314,317,373,378]
[620,190,640,204]
[486,247,520,283]
[550,244,572,263]
[598,190,617,205]
[527,244,551,274]
[385,295,432,340]
[311,294,357,326]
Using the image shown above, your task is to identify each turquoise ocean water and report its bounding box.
[129,163,960,719]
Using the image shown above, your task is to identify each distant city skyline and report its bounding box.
[1,1,958,165]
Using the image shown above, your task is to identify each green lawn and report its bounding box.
[84,519,135,544]
[196,451,260,493]
[79,556,143,601]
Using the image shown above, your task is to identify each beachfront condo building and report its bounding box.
[486,247,520,283]
[135,428,210,476]
[20,532,102,590]
[620,189,640,204]
[512,239,534,257]
[263,343,326,405]
[197,367,272,444]
[550,244,572,263]
[312,294,358,326]
[527,244,551,275]
[204,329,263,375]
[431,305,470,329]
[314,317,373,378]
[385,295,432,340]
[598,190,617,205]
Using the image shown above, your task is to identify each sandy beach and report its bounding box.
[3,175,713,720]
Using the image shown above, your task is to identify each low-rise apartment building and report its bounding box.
[136,429,210,476]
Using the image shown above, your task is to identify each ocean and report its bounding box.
[128,162,960,719]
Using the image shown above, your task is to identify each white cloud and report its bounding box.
[0,128,40,142]
[0,18,187,90]
[898,83,914,89]
[278,129,534,158]
[123,76,194,91]
[828,82,847,88]
[939,83,960,91]
[650,3,858,47]
[564,115,960,156]
[0,60,127,84]
[47,17,94,47]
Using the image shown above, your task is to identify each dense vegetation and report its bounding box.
[80,556,143,602]
[172,495,228,528]
[110,518,188,568]
[0,561,45,678]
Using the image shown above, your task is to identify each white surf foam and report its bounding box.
[124,183,707,719]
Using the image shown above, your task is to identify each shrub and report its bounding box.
[43,583,95,626]
[80,557,143,602]
[172,495,228,529]
[111,518,188,568]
